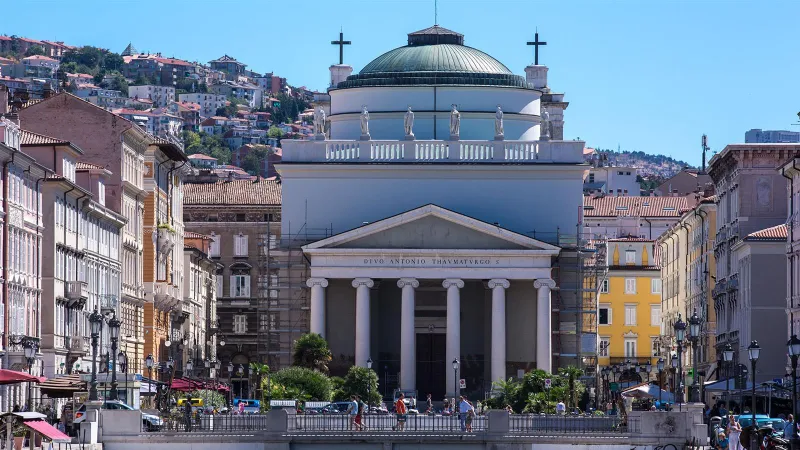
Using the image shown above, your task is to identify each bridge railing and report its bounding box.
[294,413,488,432]
[508,414,626,434]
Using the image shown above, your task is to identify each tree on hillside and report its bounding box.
[24,45,45,57]
[241,145,271,176]
[183,130,232,165]
[292,333,332,374]
[267,126,285,139]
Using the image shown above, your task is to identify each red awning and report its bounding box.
[23,420,71,442]
[170,377,203,392]
[0,369,46,385]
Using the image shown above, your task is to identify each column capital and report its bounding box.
[534,279,556,289]
[306,278,329,288]
[488,279,510,289]
[397,278,419,289]
[442,278,464,289]
[352,278,374,288]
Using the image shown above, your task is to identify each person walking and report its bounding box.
[556,401,566,415]
[715,430,730,449]
[426,394,433,414]
[394,393,407,431]
[347,395,359,431]
[465,400,475,432]
[458,396,471,432]
[727,414,742,450]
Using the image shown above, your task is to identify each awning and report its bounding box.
[38,374,86,398]
[621,383,675,403]
[0,369,46,385]
[23,420,71,442]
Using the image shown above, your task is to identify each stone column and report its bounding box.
[306,278,329,338]
[488,279,510,384]
[397,278,419,390]
[443,279,464,397]
[534,279,556,374]
[352,278,374,367]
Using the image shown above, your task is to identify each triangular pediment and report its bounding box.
[303,204,560,252]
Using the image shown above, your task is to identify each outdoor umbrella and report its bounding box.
[0,369,45,385]
[621,383,675,403]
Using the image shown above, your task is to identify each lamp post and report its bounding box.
[789,336,800,450]
[88,309,104,401]
[237,365,244,400]
[366,357,373,413]
[117,351,128,404]
[23,339,37,410]
[657,357,665,404]
[228,362,234,407]
[748,340,761,450]
[145,354,154,408]
[673,314,686,405]
[108,314,121,400]
[723,343,734,412]
[601,367,610,404]
[452,358,460,400]
[671,353,678,404]
[688,309,701,403]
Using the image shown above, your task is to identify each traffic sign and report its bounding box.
[459,379,466,389]
[544,378,552,389]
[773,378,784,386]
[610,382,619,393]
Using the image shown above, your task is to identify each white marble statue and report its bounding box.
[450,104,461,137]
[360,105,370,136]
[494,105,504,137]
[314,107,326,135]
[404,106,415,137]
[540,107,550,140]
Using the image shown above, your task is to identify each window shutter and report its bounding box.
[242,235,248,255]
[229,276,236,298]
[216,275,223,298]
[244,276,250,297]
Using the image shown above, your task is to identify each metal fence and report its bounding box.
[294,413,487,432]
[508,414,626,434]
[157,414,270,432]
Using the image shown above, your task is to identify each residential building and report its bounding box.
[183,178,282,394]
[22,55,59,79]
[209,55,246,78]
[707,143,798,384]
[181,232,217,372]
[113,108,183,140]
[583,196,691,240]
[745,129,800,144]
[656,196,716,391]
[584,165,640,196]
[128,85,176,108]
[167,102,201,132]
[18,92,150,376]
[209,81,262,109]
[232,144,281,178]
[40,41,75,60]
[72,85,128,109]
[187,153,218,169]
[781,158,800,354]
[141,139,189,377]
[122,54,194,87]
[178,93,226,118]
[597,238,661,386]
[655,169,713,197]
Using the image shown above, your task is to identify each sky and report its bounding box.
[3,0,799,166]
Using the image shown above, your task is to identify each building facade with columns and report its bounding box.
[280,25,589,399]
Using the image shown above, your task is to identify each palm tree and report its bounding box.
[292,333,332,374]
[249,362,270,403]
[558,366,584,410]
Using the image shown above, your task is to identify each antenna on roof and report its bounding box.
[701,134,709,174]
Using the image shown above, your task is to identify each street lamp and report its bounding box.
[788,335,800,449]
[23,339,37,410]
[657,357,665,404]
[748,340,761,450]
[237,365,244,400]
[671,353,678,402]
[145,354,154,408]
[108,314,121,400]
[117,351,128,403]
[688,309,701,403]
[186,360,194,373]
[88,309,104,401]
[673,314,687,405]
[366,357,373,413]
[723,343,734,412]
[452,358,460,399]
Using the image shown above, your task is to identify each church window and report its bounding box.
[234,234,248,257]
[598,305,611,325]
[624,304,637,325]
[651,279,662,294]
[599,338,610,357]
[625,250,636,264]
[624,278,636,294]
[600,279,609,294]
[650,305,661,326]
[233,314,247,334]
[624,338,637,357]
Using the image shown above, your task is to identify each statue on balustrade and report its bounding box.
[404,106,415,139]
[314,107,326,136]
[494,105,504,139]
[450,104,461,138]
[540,106,550,140]
[360,105,370,136]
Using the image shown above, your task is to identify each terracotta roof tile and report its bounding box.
[20,129,69,146]
[184,179,280,206]
[188,153,217,160]
[744,224,787,241]
[583,196,689,217]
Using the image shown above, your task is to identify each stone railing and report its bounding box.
[283,139,585,164]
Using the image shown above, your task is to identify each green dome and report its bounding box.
[334,26,528,89]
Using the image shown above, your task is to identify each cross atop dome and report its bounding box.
[408,25,464,46]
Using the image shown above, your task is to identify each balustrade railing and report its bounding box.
[509,414,625,434]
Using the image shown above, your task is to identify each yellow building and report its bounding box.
[597,238,662,382]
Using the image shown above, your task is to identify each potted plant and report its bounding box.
[12,424,27,450]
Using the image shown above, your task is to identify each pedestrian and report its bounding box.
[426,394,433,414]
[716,430,729,450]
[505,405,514,414]
[394,393,407,431]
[458,396,470,432]
[605,401,612,415]
[354,395,364,431]
[238,400,245,415]
[465,400,475,432]
[784,414,795,442]
[347,395,359,431]
[556,401,566,415]
[728,414,742,450]
[442,398,450,415]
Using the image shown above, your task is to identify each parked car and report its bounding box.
[323,401,355,414]
[74,400,163,431]
[736,415,787,437]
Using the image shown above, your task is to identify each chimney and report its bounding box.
[0,85,8,115]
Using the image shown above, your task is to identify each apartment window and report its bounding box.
[651,337,661,357]
[624,278,636,294]
[651,278,662,294]
[209,234,220,257]
[599,305,611,325]
[599,338,610,357]
[625,250,636,264]
[216,274,223,298]
[624,305,637,325]
[230,275,250,297]
[624,338,637,358]
[269,274,279,299]
[600,279,609,294]
[233,314,247,334]
[234,234,248,257]
[650,305,661,326]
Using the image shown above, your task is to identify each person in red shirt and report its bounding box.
[394,393,407,431]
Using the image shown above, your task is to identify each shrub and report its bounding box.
[271,366,332,401]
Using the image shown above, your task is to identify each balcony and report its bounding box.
[156,225,176,254]
[65,281,88,307]
[66,336,90,355]
[100,295,119,314]
[608,356,656,365]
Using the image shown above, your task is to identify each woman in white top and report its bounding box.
[726,414,742,450]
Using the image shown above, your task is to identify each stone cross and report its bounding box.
[331,31,351,65]
[526,31,547,65]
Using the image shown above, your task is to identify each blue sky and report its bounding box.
[3,0,799,165]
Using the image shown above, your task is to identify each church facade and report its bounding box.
[278,26,590,399]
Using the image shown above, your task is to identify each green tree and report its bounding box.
[188,389,226,410]
[182,131,232,165]
[271,367,332,401]
[330,376,346,401]
[292,333,332,374]
[558,366,585,410]
[24,45,45,57]
[240,144,271,176]
[340,366,381,405]
[267,126,285,139]
[249,362,270,400]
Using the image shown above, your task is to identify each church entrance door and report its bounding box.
[416,333,446,402]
